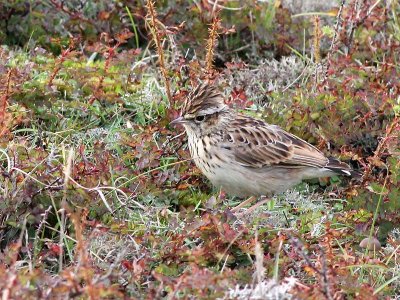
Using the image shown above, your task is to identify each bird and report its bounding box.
[171,82,357,210]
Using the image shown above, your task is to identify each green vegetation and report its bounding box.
[0,0,399,298]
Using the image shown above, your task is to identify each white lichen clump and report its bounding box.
[225,56,308,105]
[222,277,298,300]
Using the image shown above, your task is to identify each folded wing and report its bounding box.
[226,116,346,172]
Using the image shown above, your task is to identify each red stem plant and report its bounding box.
[48,38,79,87]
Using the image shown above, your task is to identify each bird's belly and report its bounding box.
[210,164,307,197]
[188,136,301,197]
[207,163,274,197]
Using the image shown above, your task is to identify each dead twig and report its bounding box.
[146,0,173,106]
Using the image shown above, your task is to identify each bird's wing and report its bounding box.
[225,116,329,169]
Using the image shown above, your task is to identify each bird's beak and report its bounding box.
[170,116,186,126]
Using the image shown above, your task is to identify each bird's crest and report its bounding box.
[182,82,227,118]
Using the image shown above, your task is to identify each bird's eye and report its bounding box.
[195,115,205,122]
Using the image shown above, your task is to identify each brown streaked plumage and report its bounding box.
[171,82,357,197]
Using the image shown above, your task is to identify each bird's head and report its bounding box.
[171,83,230,136]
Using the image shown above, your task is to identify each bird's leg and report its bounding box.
[230,196,257,212]
[235,197,271,217]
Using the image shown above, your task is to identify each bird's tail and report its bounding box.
[326,157,362,179]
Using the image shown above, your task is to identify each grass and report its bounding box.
[1,1,400,299]
[1,46,399,298]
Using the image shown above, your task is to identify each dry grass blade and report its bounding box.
[1,1,399,298]
[146,0,173,106]
[254,233,265,283]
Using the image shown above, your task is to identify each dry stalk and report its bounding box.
[0,68,13,137]
[325,0,346,80]
[313,16,322,85]
[254,232,265,284]
[71,210,89,270]
[205,17,221,75]
[313,16,321,64]
[0,69,12,121]
[328,0,346,56]
[58,148,74,272]
[346,0,362,52]
[146,0,173,106]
